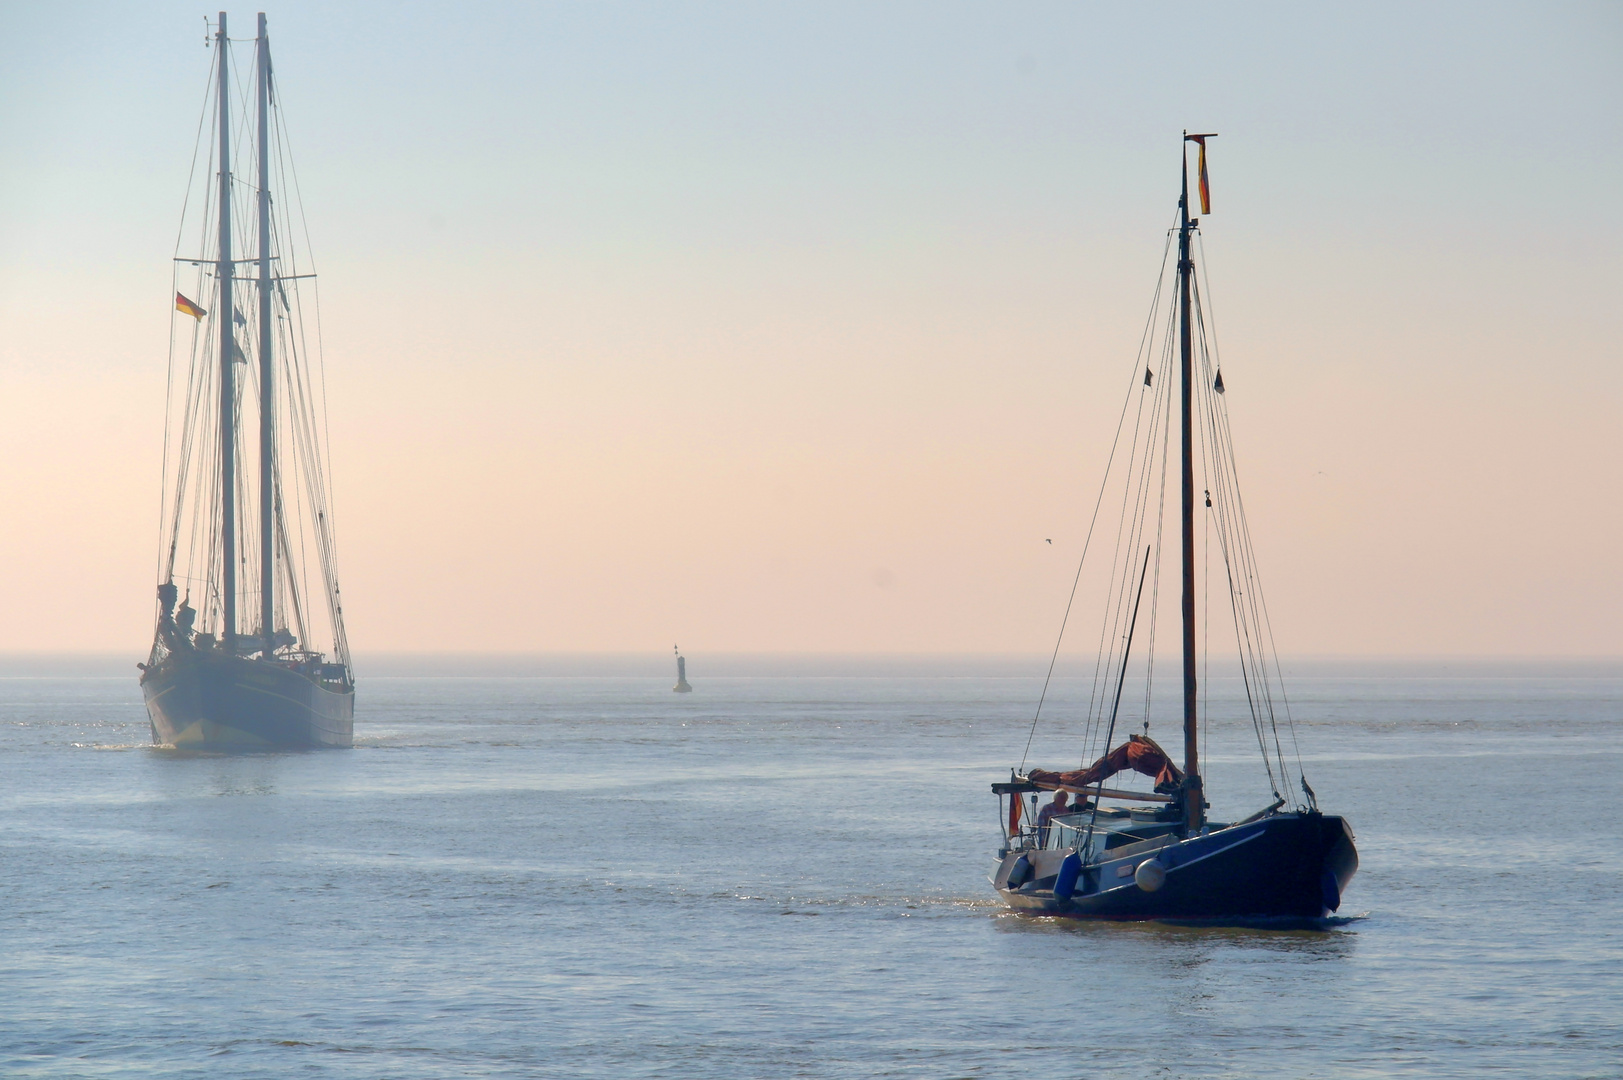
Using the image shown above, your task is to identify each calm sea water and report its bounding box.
[1,657,1619,1079]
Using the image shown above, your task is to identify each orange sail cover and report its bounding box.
[1027,733,1184,793]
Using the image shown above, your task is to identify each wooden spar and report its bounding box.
[1178,134,1204,832]
[1047,785,1173,804]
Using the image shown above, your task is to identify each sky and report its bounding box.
[0,1,1619,657]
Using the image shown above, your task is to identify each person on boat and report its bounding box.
[1035,790,1071,847]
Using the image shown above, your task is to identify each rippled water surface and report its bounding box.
[2,658,1620,1078]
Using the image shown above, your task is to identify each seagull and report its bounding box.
[1045,539,1052,544]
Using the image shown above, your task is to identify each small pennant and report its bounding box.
[1144,367,1154,387]
[1214,369,1226,394]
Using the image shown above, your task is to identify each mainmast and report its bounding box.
[1178,135,1203,832]
[216,11,237,645]
[257,12,275,654]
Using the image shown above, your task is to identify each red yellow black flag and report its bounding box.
[1186,133,1217,215]
[175,292,207,320]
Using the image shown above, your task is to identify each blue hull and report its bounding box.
[141,650,354,750]
[994,812,1357,921]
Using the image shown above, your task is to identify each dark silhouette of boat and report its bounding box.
[991,135,1357,920]
[140,13,353,750]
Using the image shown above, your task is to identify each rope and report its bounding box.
[151,34,350,669]
[1019,224,1176,770]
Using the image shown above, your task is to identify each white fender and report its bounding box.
[1134,858,1166,892]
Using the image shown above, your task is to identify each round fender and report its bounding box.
[1005,855,1032,889]
[1054,852,1082,900]
[1134,859,1166,893]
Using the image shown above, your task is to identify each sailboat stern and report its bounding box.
[994,811,1358,922]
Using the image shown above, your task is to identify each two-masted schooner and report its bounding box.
[990,135,1357,920]
[140,13,353,749]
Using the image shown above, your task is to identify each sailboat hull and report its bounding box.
[993,812,1357,921]
[142,650,354,750]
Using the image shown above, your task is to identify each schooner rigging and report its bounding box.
[141,12,353,749]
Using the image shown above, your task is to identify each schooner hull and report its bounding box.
[993,813,1357,922]
[142,651,353,750]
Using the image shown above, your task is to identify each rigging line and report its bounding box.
[1020,227,1176,770]
[274,80,343,574]
[1138,307,1176,733]
[285,291,341,652]
[1202,423,1211,777]
[270,141,340,658]
[1213,497,1279,795]
[1081,315,1160,765]
[1191,296,1272,792]
[1196,279,1291,792]
[1206,360,1303,793]
[1082,544,1152,852]
[165,302,205,577]
[1021,343,1147,771]
[1093,365,1152,730]
[171,307,213,582]
[1079,224,1177,754]
[1129,293,1178,674]
[170,48,218,260]
[1193,288,1226,784]
[275,108,347,664]
[1196,231,1307,793]
[279,312,321,647]
[161,50,220,583]
[1194,321,1278,797]
[1084,282,1175,751]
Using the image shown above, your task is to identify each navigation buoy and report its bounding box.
[673,646,692,693]
[1134,859,1166,892]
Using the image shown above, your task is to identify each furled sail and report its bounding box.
[1026,734,1184,793]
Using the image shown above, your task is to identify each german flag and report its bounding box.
[175,292,207,320]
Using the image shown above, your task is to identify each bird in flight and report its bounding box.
[1045,539,1052,544]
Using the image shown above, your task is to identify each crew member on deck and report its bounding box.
[1035,790,1070,847]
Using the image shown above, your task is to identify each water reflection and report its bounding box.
[995,909,1362,957]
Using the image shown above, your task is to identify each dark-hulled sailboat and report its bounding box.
[140,13,353,750]
[990,135,1357,920]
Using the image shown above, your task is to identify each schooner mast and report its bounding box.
[213,10,279,654]
[257,12,275,655]
[215,11,237,646]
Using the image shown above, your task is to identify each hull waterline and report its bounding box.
[142,650,353,750]
[992,812,1357,922]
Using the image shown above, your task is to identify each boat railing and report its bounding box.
[1010,816,1103,854]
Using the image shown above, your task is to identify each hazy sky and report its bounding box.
[0,2,1619,656]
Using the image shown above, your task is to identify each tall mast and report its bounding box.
[257,12,275,653]
[1178,135,1203,832]
[216,11,236,644]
